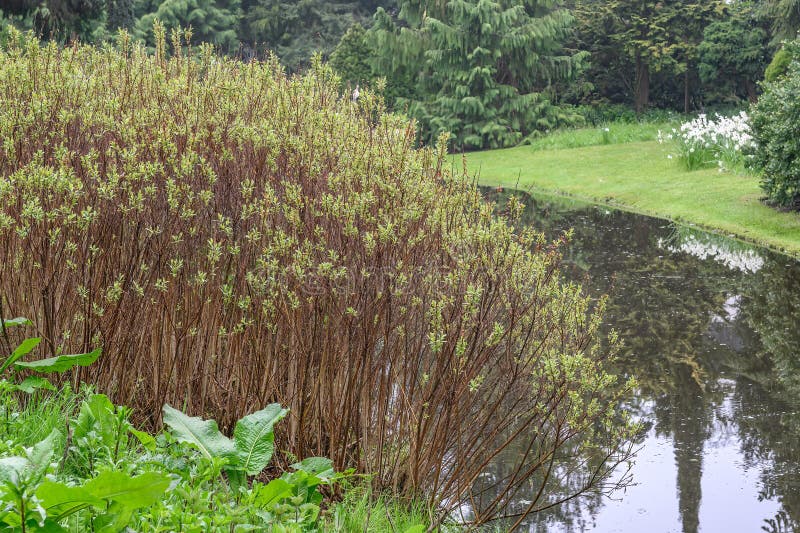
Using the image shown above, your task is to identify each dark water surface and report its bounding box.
[490,192,800,533]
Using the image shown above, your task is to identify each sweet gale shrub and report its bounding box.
[0,26,635,525]
[751,40,800,208]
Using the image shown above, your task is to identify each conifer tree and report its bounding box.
[134,0,242,52]
[371,0,585,150]
[330,23,374,85]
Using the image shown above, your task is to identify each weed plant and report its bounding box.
[0,26,635,526]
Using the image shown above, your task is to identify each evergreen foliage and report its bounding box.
[2,0,106,42]
[329,23,373,85]
[134,0,242,51]
[751,39,800,208]
[108,0,136,32]
[371,0,586,150]
[760,0,800,44]
[570,0,724,113]
[765,46,793,81]
[698,2,768,103]
[241,0,393,70]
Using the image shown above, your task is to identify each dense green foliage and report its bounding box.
[368,0,586,149]
[760,0,800,44]
[0,318,430,531]
[0,0,795,147]
[751,39,800,208]
[765,46,794,82]
[133,0,242,51]
[329,23,373,87]
[698,2,768,103]
[0,31,634,525]
[570,0,728,113]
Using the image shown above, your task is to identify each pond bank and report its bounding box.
[457,140,800,257]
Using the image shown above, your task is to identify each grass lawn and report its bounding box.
[456,140,800,257]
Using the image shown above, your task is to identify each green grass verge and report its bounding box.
[523,121,674,151]
[326,485,437,532]
[455,140,800,257]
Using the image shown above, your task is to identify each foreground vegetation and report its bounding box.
[0,325,430,531]
[0,30,636,527]
[459,139,800,256]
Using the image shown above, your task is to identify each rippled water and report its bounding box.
[487,191,800,533]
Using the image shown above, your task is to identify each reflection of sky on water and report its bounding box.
[575,392,781,533]
[482,190,800,533]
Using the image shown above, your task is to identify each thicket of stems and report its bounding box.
[0,27,635,525]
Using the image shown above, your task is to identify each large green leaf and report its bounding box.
[73,394,116,447]
[1,317,32,328]
[252,478,292,509]
[14,347,101,373]
[0,337,41,373]
[36,482,105,521]
[233,403,288,476]
[162,404,235,461]
[0,456,29,484]
[93,501,134,533]
[26,428,61,473]
[290,457,334,479]
[84,471,170,509]
[14,376,55,394]
[128,428,156,452]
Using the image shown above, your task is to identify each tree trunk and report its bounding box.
[684,70,690,114]
[635,55,650,114]
[745,79,758,103]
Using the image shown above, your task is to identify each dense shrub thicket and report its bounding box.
[0,28,634,524]
[751,39,800,208]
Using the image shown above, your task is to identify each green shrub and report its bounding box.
[765,47,793,83]
[330,23,373,87]
[751,40,800,208]
[0,27,634,525]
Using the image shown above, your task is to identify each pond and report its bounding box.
[486,190,800,533]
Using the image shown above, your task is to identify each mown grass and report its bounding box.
[455,140,800,257]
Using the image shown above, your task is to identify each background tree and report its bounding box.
[761,0,800,44]
[668,1,725,113]
[698,2,769,103]
[108,0,136,32]
[240,0,394,70]
[371,0,586,150]
[134,0,242,51]
[329,23,373,86]
[570,0,725,113]
[1,0,106,41]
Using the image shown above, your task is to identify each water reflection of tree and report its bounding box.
[487,189,800,532]
[488,190,738,532]
[734,258,800,532]
[563,211,729,533]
